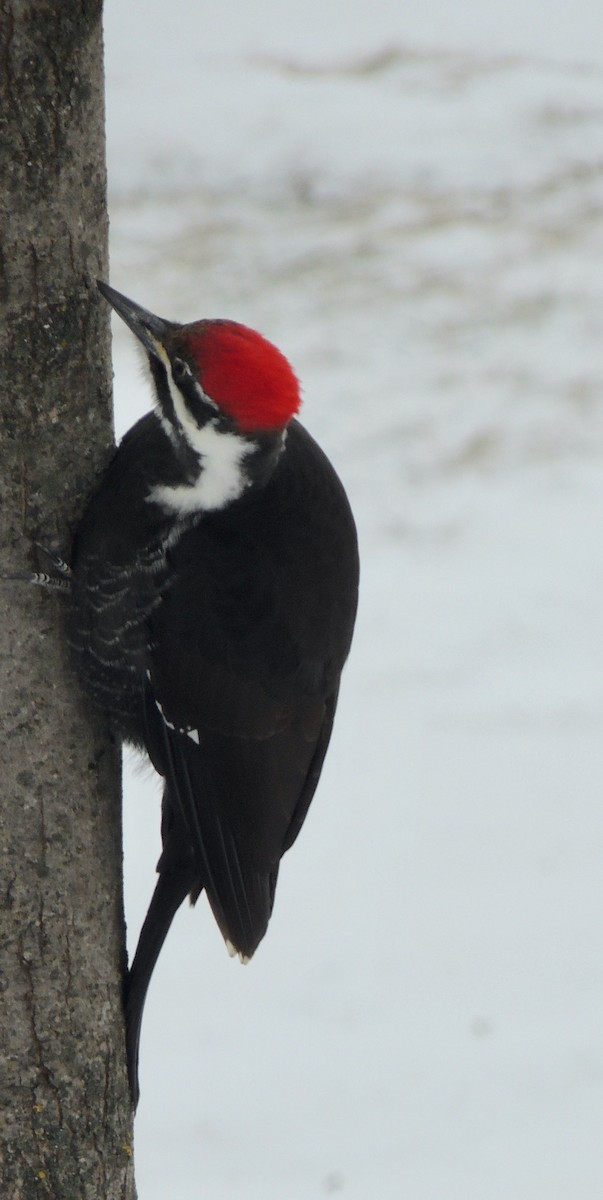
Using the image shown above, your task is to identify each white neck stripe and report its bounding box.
[150,367,255,514]
[150,421,253,513]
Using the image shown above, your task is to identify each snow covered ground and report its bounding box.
[103,2,603,1195]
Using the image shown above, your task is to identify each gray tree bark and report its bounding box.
[0,3,136,1197]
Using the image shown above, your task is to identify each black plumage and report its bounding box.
[70,387,358,1103]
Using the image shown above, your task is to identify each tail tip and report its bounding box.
[225,937,251,965]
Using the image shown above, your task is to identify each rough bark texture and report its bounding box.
[0,3,136,1197]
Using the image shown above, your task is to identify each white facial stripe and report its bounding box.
[163,366,217,449]
[152,368,254,512]
[149,357,255,513]
[192,378,218,412]
[151,339,171,370]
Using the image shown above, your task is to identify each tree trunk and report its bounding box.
[0,3,136,1197]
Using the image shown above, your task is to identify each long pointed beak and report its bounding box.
[97,280,173,359]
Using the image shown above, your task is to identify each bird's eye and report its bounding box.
[172,357,191,382]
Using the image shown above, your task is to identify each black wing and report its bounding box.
[142,674,338,958]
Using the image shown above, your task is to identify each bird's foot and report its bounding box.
[0,543,72,593]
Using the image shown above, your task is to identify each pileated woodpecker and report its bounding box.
[69,282,359,1105]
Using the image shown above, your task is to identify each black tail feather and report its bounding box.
[125,863,196,1107]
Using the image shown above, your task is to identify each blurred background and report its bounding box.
[103,2,603,1195]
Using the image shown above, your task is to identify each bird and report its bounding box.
[68,280,359,1106]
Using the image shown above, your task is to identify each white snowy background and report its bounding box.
[102,2,603,1196]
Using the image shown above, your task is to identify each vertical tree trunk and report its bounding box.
[0,3,136,1197]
